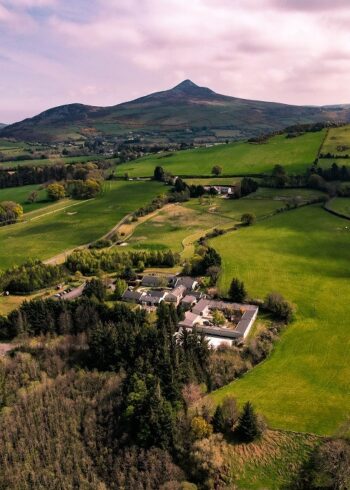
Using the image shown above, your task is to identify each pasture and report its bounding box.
[117,131,325,177]
[0,180,163,270]
[322,124,350,156]
[0,154,106,168]
[210,204,350,436]
[0,184,50,213]
[326,197,350,218]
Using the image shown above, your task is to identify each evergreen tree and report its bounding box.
[212,404,226,433]
[236,401,261,442]
[154,166,165,181]
[228,277,247,303]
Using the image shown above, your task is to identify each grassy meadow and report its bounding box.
[210,204,350,436]
[0,184,51,213]
[322,125,350,155]
[0,180,163,270]
[327,197,350,218]
[127,189,305,255]
[117,131,325,177]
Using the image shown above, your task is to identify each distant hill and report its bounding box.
[0,123,7,129]
[2,79,350,143]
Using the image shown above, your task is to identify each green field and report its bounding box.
[0,184,51,213]
[210,204,350,436]
[326,197,350,218]
[0,180,163,270]
[117,131,325,177]
[322,125,350,155]
[0,154,106,168]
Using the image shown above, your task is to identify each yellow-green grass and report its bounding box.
[322,125,350,156]
[117,131,325,177]
[0,180,164,270]
[327,197,350,218]
[128,204,234,254]
[228,429,320,489]
[127,193,291,255]
[185,194,284,221]
[318,158,350,168]
[210,205,350,436]
[0,184,51,213]
[0,154,105,168]
[244,187,326,202]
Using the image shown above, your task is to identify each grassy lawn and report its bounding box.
[210,204,350,436]
[322,125,350,156]
[0,180,163,270]
[0,184,52,213]
[0,154,105,168]
[117,131,325,178]
[327,197,350,218]
[128,203,234,254]
[127,190,296,255]
[228,429,320,489]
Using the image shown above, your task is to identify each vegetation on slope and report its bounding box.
[210,204,350,435]
[117,131,325,177]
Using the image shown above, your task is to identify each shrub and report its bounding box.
[264,292,294,323]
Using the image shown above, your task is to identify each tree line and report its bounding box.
[0,160,111,190]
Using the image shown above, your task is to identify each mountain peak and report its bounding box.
[173,79,199,90]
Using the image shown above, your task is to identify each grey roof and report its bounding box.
[235,309,258,336]
[122,289,144,301]
[166,285,186,299]
[179,312,201,328]
[181,294,197,304]
[141,275,163,287]
[175,276,198,290]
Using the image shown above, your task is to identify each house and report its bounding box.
[141,274,177,288]
[181,294,198,309]
[192,299,211,317]
[187,299,259,341]
[140,290,167,306]
[165,285,186,305]
[141,275,165,288]
[122,288,145,303]
[178,311,202,328]
[173,276,198,292]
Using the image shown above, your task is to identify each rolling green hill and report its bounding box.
[2,80,350,143]
[118,130,325,176]
[210,204,350,436]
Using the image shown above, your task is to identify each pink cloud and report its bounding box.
[2,0,350,123]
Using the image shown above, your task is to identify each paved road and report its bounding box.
[60,283,86,301]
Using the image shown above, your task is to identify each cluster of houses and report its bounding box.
[122,274,199,307]
[203,185,236,197]
[122,273,258,347]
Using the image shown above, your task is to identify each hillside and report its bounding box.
[2,80,350,143]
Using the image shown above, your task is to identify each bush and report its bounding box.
[264,292,294,323]
[241,212,256,226]
[47,183,65,201]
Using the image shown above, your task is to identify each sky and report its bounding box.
[1,0,350,123]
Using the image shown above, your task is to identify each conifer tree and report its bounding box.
[228,277,247,303]
[236,401,261,442]
[212,404,226,433]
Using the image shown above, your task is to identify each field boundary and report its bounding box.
[323,198,350,221]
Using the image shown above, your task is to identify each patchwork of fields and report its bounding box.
[210,205,350,436]
[0,180,163,270]
[0,125,350,440]
[117,131,325,177]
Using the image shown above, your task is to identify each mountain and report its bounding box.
[0,123,7,129]
[2,79,350,143]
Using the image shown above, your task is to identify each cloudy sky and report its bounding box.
[1,0,350,123]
